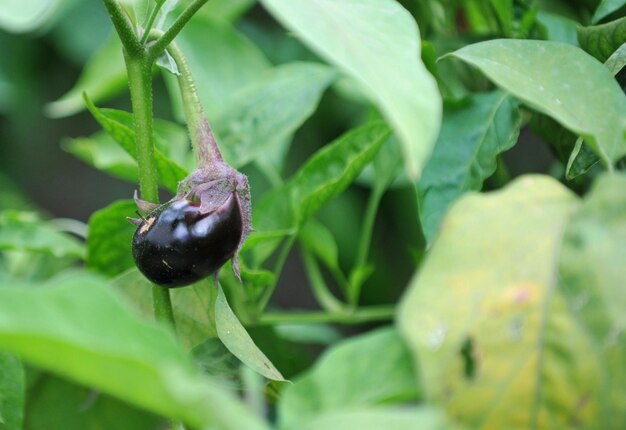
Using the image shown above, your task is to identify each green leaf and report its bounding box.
[559,173,626,428]
[86,200,136,278]
[448,39,626,166]
[578,16,626,63]
[536,10,580,45]
[62,133,138,183]
[114,270,217,349]
[278,327,419,427]
[25,374,161,430]
[46,35,127,118]
[84,96,188,193]
[565,138,600,180]
[290,122,391,225]
[260,0,442,180]
[0,211,84,259]
[282,407,461,430]
[0,352,23,430]
[592,0,626,23]
[399,175,618,429]
[252,121,391,264]
[215,62,337,169]
[0,0,69,33]
[190,0,256,22]
[488,0,514,35]
[0,272,267,430]
[298,220,340,273]
[215,285,285,381]
[606,41,626,75]
[174,14,270,120]
[64,118,190,183]
[418,91,521,244]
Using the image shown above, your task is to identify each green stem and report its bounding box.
[257,235,297,312]
[257,305,395,325]
[491,155,512,188]
[103,0,142,56]
[301,247,346,312]
[152,37,222,167]
[139,2,163,45]
[147,0,209,60]
[124,37,175,329]
[354,184,384,268]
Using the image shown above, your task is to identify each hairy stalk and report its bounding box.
[148,0,210,60]
[148,35,222,167]
[257,305,395,325]
[105,0,175,328]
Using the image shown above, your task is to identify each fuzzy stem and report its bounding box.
[103,0,142,56]
[257,305,395,325]
[148,0,209,60]
[122,32,175,329]
[139,2,163,45]
[148,32,222,168]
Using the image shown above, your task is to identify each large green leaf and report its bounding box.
[175,14,270,120]
[578,16,626,62]
[25,374,160,430]
[46,36,127,118]
[282,407,461,430]
[418,91,520,244]
[448,39,626,166]
[398,175,610,429]
[85,97,188,193]
[86,199,137,278]
[215,285,285,381]
[0,272,267,430]
[215,62,337,169]
[592,0,626,23]
[0,211,84,259]
[114,269,217,349]
[189,0,256,22]
[260,0,442,180]
[278,327,419,428]
[559,173,626,429]
[0,352,23,430]
[0,0,69,33]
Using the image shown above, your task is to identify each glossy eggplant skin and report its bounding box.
[132,193,243,287]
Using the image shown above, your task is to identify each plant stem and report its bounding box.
[354,184,383,269]
[257,305,395,325]
[124,41,175,328]
[103,0,142,56]
[301,247,345,312]
[139,2,163,45]
[147,0,209,60]
[151,37,222,168]
[257,235,297,312]
[491,155,512,188]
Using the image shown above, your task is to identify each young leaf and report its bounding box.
[448,39,626,166]
[214,62,337,169]
[592,0,626,24]
[0,352,23,430]
[418,91,521,244]
[278,327,419,427]
[0,211,84,259]
[0,272,267,430]
[215,285,285,381]
[559,173,626,429]
[46,36,127,118]
[87,199,137,278]
[260,0,442,180]
[578,16,626,62]
[84,96,188,193]
[399,175,617,428]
